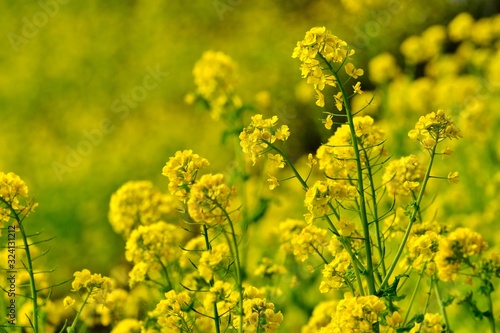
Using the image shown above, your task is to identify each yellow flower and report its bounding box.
[448,12,474,42]
[409,313,443,333]
[435,228,488,282]
[408,110,462,149]
[334,92,343,111]
[382,155,422,196]
[162,150,210,202]
[191,50,240,120]
[369,52,400,84]
[108,181,178,237]
[240,114,290,165]
[267,175,279,190]
[447,171,459,183]
[344,63,364,79]
[352,81,363,95]
[63,296,75,309]
[292,27,358,108]
[324,114,333,130]
[187,173,234,225]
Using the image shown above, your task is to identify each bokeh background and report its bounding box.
[1,0,500,326]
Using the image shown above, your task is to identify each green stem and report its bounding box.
[218,208,244,333]
[67,289,93,333]
[202,225,222,333]
[329,59,376,295]
[433,276,451,332]
[487,290,496,333]
[362,147,386,276]
[404,265,426,325]
[14,211,39,333]
[380,142,438,290]
[264,141,308,190]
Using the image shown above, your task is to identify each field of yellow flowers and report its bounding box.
[1,1,500,332]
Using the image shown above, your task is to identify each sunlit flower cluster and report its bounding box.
[152,290,192,332]
[234,286,283,333]
[67,269,115,309]
[125,222,183,286]
[319,249,352,292]
[108,181,177,237]
[326,294,386,332]
[408,109,462,149]
[304,180,357,222]
[162,150,210,202]
[408,313,444,333]
[382,155,422,196]
[290,224,329,262]
[0,172,38,229]
[435,227,488,282]
[187,173,234,225]
[316,116,385,178]
[197,243,231,283]
[292,27,362,107]
[187,50,242,120]
[239,114,290,165]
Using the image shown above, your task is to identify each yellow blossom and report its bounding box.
[162,150,210,202]
[187,173,234,225]
[344,63,364,79]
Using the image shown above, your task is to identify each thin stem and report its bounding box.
[487,290,496,333]
[433,276,451,332]
[264,141,308,190]
[404,265,426,325]
[380,142,438,290]
[362,147,386,276]
[67,288,93,333]
[14,209,39,333]
[218,208,244,333]
[328,57,376,295]
[201,225,222,333]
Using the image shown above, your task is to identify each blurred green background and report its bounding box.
[1,0,498,294]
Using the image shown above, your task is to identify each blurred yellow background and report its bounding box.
[1,0,498,297]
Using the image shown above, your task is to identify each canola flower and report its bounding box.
[292,27,363,108]
[186,50,242,120]
[239,114,290,166]
[162,149,210,202]
[108,180,178,237]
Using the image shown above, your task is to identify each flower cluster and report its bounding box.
[404,221,444,275]
[235,286,283,333]
[325,294,386,332]
[187,50,242,120]
[65,269,115,309]
[203,280,238,317]
[187,173,234,225]
[108,180,177,237]
[408,313,444,333]
[152,290,192,332]
[290,224,329,262]
[316,116,385,178]
[435,227,488,282]
[408,109,463,149]
[197,243,231,283]
[304,180,357,222]
[162,149,210,202]
[382,155,422,196]
[0,172,38,231]
[319,249,352,292]
[292,27,363,107]
[125,222,184,286]
[239,114,290,166]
